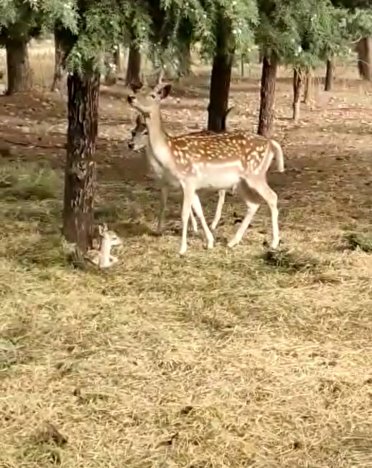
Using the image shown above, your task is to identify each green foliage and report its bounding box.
[255,0,372,69]
[137,0,258,70]
[0,0,78,45]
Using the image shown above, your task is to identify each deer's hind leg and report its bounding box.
[228,182,260,248]
[211,190,226,231]
[240,178,280,249]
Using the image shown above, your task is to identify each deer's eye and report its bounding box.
[131,130,136,137]
[150,93,156,99]
[143,129,148,135]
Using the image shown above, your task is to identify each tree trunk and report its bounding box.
[356,38,372,81]
[292,68,302,122]
[51,29,65,92]
[324,59,334,91]
[258,47,264,64]
[207,16,235,132]
[63,70,100,253]
[257,54,278,137]
[113,45,121,72]
[302,68,311,103]
[125,44,141,86]
[178,42,192,77]
[240,54,245,78]
[6,38,31,95]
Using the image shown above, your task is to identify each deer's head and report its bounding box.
[127,79,172,118]
[127,113,148,151]
[97,223,122,247]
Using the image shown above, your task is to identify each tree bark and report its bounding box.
[207,15,235,132]
[257,54,278,137]
[324,59,334,91]
[5,38,31,95]
[51,29,65,91]
[356,37,372,81]
[63,70,100,253]
[292,68,302,122]
[125,44,141,86]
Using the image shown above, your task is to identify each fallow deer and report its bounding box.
[127,109,234,233]
[85,223,122,268]
[127,82,284,255]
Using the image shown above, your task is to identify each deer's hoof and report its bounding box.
[227,240,237,249]
[179,246,187,256]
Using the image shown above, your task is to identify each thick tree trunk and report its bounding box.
[292,68,302,122]
[257,54,278,137]
[125,44,141,86]
[302,68,311,103]
[356,38,372,80]
[63,71,100,253]
[324,59,334,91]
[207,17,234,132]
[51,29,65,91]
[6,38,31,95]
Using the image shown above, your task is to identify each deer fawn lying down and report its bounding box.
[127,82,284,255]
[127,110,235,233]
[85,224,122,268]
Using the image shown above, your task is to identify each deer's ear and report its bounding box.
[130,81,143,93]
[136,113,144,125]
[159,84,171,100]
[98,223,108,235]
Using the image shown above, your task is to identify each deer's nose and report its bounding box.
[127,95,135,104]
[128,141,134,149]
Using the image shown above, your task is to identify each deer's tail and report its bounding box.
[270,139,285,172]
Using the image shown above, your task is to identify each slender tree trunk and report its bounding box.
[63,70,100,253]
[178,42,192,77]
[302,68,311,103]
[51,29,65,91]
[356,37,372,81]
[207,15,235,132]
[258,47,264,64]
[324,59,334,91]
[240,54,245,78]
[257,54,278,137]
[113,45,121,73]
[292,68,302,122]
[5,38,31,95]
[125,44,141,86]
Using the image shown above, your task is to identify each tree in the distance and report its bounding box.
[256,0,352,133]
[0,1,42,94]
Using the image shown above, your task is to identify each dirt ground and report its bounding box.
[0,43,371,467]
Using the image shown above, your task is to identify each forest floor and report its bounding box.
[0,43,371,468]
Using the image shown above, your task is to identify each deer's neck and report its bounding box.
[145,109,175,171]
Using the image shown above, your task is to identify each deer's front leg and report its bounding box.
[157,186,168,234]
[179,184,195,255]
[191,194,214,249]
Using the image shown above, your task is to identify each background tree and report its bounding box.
[51,25,66,92]
[332,0,372,79]
[0,1,42,94]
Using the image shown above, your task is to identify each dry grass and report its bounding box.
[0,42,372,468]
